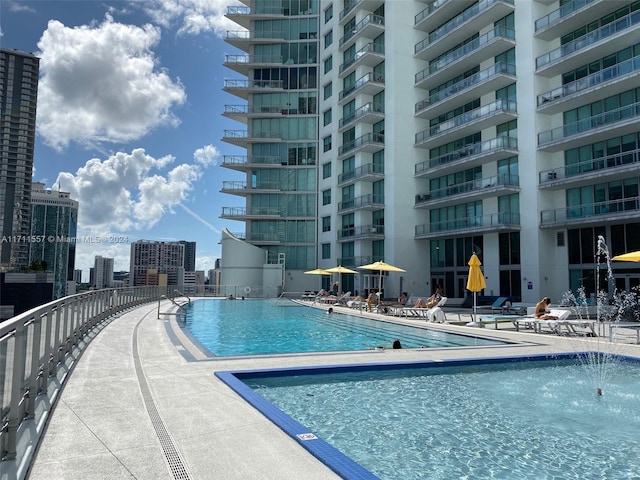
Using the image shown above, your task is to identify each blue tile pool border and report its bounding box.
[216,351,640,480]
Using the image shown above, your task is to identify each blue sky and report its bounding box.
[1,0,246,278]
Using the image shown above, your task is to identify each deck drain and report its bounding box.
[133,313,192,480]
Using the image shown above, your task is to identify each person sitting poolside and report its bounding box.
[426,285,444,309]
[535,296,558,320]
[414,298,427,308]
[367,291,380,311]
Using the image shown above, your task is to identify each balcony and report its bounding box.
[537,55,640,115]
[339,14,385,51]
[224,54,284,75]
[339,0,385,24]
[537,101,640,152]
[223,79,284,100]
[226,5,290,29]
[221,129,282,147]
[540,197,640,229]
[338,194,385,213]
[415,212,520,240]
[339,132,385,157]
[536,9,640,78]
[338,162,385,186]
[415,26,515,88]
[337,224,385,242]
[415,136,518,177]
[415,99,517,149]
[220,206,282,220]
[539,148,640,190]
[415,62,516,118]
[339,43,385,77]
[339,102,385,130]
[415,173,520,208]
[220,180,281,195]
[414,0,514,61]
[339,72,385,104]
[221,155,283,172]
[414,0,476,33]
[225,30,285,51]
[535,0,630,41]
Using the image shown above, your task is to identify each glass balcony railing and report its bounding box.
[537,55,640,106]
[339,0,363,21]
[415,99,517,143]
[338,224,385,240]
[535,0,597,31]
[338,162,385,184]
[536,10,640,69]
[225,54,284,65]
[415,173,519,204]
[538,101,640,146]
[414,0,513,55]
[339,72,385,101]
[222,181,280,191]
[415,0,449,26]
[339,43,385,73]
[415,62,515,113]
[225,30,285,41]
[539,148,640,184]
[339,102,384,128]
[339,14,384,47]
[338,194,385,211]
[540,197,640,225]
[415,25,515,83]
[415,136,518,174]
[339,132,385,156]
[223,79,284,89]
[415,212,520,236]
[221,206,281,217]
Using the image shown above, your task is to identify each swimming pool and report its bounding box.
[180,299,508,356]
[218,354,640,479]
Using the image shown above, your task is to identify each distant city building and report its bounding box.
[89,267,95,286]
[0,48,40,270]
[179,241,196,272]
[183,270,205,295]
[73,269,83,284]
[113,271,129,286]
[28,182,79,298]
[129,240,185,286]
[0,272,54,320]
[93,255,114,289]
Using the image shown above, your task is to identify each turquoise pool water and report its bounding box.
[181,299,507,356]
[226,356,640,480]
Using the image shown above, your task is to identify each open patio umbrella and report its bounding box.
[325,265,358,293]
[465,253,487,327]
[358,261,406,295]
[304,268,331,292]
[611,251,640,262]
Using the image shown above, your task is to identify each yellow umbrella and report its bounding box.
[611,251,640,262]
[358,261,406,294]
[304,268,331,275]
[325,265,358,292]
[466,253,487,326]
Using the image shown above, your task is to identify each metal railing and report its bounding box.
[0,286,170,479]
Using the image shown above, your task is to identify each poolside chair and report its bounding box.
[478,297,510,314]
[426,296,447,323]
[334,291,352,306]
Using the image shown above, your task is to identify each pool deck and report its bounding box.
[26,299,640,480]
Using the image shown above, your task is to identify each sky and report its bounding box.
[1,0,248,280]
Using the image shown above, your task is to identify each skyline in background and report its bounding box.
[1,0,243,276]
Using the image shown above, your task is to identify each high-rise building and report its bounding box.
[179,240,197,271]
[129,240,185,286]
[93,255,114,289]
[0,48,40,270]
[28,182,79,298]
[73,269,83,284]
[221,0,640,302]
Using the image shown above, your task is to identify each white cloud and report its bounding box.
[193,144,220,166]
[56,148,202,231]
[139,0,239,36]
[36,15,186,150]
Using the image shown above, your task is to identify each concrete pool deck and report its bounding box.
[26,299,640,480]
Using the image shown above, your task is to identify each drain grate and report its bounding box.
[133,313,192,480]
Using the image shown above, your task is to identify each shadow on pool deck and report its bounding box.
[25,300,640,480]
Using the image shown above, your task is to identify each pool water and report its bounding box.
[236,357,640,479]
[181,299,507,356]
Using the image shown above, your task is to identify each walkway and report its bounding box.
[26,300,640,479]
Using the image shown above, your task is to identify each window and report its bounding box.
[322,243,331,259]
[324,30,333,49]
[323,108,332,126]
[323,82,332,100]
[322,189,331,205]
[323,56,333,74]
[322,216,331,232]
[323,135,332,152]
[322,161,332,178]
[324,5,333,24]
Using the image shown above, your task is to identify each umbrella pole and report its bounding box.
[473,291,477,322]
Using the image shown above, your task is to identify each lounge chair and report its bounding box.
[426,297,447,323]
[333,291,352,306]
[478,297,511,314]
